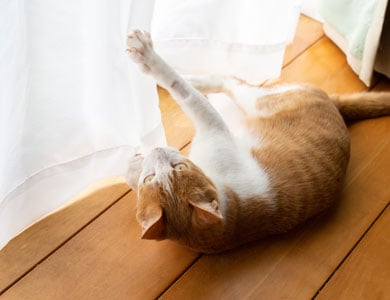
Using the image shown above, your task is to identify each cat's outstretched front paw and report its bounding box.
[126,30,155,73]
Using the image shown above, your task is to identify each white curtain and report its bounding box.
[0,0,165,249]
[152,0,301,84]
[0,0,300,249]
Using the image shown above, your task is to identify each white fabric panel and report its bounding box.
[0,0,302,250]
[152,0,301,84]
[0,0,165,249]
[300,0,323,22]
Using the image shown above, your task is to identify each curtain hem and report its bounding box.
[0,145,137,250]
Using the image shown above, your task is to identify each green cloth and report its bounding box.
[318,0,380,59]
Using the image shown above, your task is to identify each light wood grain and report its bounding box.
[1,190,199,300]
[316,207,390,300]
[269,37,369,93]
[159,87,194,149]
[0,178,130,293]
[283,14,324,66]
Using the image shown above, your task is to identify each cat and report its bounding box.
[125,30,390,253]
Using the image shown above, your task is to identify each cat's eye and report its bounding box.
[143,174,155,184]
[173,163,188,171]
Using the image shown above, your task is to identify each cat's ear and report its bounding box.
[137,199,165,240]
[140,209,164,240]
[189,199,223,227]
[125,154,144,192]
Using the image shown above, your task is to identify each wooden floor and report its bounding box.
[1,15,389,300]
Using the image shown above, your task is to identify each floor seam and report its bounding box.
[0,189,132,296]
[311,202,390,299]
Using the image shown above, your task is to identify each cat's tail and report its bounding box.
[330,92,390,121]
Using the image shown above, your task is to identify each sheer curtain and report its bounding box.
[0,0,300,249]
[0,0,165,249]
[152,0,301,84]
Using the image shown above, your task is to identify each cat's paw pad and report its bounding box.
[126,30,154,72]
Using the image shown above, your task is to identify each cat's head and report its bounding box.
[126,147,223,241]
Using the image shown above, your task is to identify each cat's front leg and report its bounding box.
[127,30,228,133]
[127,29,193,101]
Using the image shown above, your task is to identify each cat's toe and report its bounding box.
[127,30,152,53]
[126,30,154,70]
[134,30,153,48]
[127,30,142,45]
[126,47,144,64]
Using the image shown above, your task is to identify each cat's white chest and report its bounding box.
[207,93,263,148]
[188,91,270,202]
[189,129,270,203]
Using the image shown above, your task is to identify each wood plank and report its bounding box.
[159,87,194,149]
[312,76,390,300]
[0,190,199,300]
[0,178,130,293]
[316,206,390,300]
[269,37,369,93]
[283,15,324,66]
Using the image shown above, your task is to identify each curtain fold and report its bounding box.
[151,0,301,84]
[0,0,165,249]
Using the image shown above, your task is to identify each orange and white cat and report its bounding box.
[125,30,390,253]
